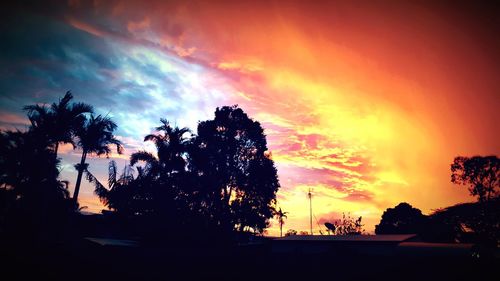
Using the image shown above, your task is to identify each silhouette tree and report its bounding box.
[285,229,297,236]
[0,92,92,238]
[375,202,426,234]
[192,105,280,233]
[0,130,65,196]
[325,213,363,235]
[86,160,135,212]
[85,121,202,240]
[429,198,500,246]
[22,103,51,142]
[130,119,191,175]
[23,91,93,157]
[79,107,280,237]
[73,115,122,205]
[0,130,69,238]
[451,156,499,202]
[274,208,288,237]
[127,120,192,217]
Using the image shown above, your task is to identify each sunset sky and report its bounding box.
[1,0,499,235]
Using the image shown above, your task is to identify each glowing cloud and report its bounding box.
[1,1,498,235]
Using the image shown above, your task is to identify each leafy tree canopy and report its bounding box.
[192,105,280,233]
[451,155,499,202]
[0,130,69,238]
[93,106,280,235]
[23,91,93,156]
[430,198,500,245]
[375,202,426,234]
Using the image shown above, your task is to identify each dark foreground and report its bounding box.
[1,237,498,281]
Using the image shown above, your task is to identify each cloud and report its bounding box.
[2,0,498,235]
[317,211,344,225]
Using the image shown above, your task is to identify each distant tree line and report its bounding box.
[283,155,498,246]
[375,156,499,247]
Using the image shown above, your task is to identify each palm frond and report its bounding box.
[23,104,48,115]
[156,119,171,132]
[76,114,122,156]
[119,164,135,184]
[51,91,73,112]
[109,137,123,155]
[85,169,109,205]
[144,134,163,143]
[22,104,50,127]
[108,160,117,189]
[130,151,158,166]
[71,102,94,115]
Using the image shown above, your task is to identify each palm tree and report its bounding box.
[73,114,123,204]
[0,130,67,197]
[0,130,70,237]
[86,160,135,212]
[275,207,289,237]
[23,91,93,157]
[128,119,191,216]
[23,103,52,144]
[49,91,93,156]
[130,119,191,175]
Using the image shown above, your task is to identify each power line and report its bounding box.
[313,213,324,235]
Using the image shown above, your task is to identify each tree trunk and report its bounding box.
[223,185,233,206]
[54,142,59,158]
[280,222,283,237]
[73,150,87,205]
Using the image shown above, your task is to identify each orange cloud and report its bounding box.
[67,17,108,37]
[0,112,30,130]
[53,0,499,234]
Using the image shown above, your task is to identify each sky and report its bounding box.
[1,0,499,235]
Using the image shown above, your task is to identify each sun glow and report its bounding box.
[2,0,498,236]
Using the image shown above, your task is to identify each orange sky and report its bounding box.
[2,0,499,235]
[115,0,498,234]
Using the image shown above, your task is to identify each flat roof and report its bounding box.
[275,234,417,242]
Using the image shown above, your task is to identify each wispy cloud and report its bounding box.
[2,0,498,235]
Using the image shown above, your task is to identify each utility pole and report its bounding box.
[308,188,313,235]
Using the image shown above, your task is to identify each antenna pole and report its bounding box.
[308,188,313,235]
